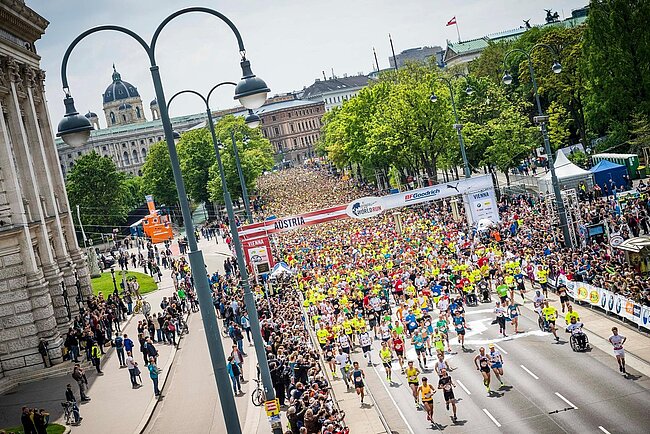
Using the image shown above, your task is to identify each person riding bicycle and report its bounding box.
[566,316,587,349]
[541,301,559,341]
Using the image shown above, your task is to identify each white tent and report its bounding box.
[537,151,593,194]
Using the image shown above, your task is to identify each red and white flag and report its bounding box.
[446,16,457,26]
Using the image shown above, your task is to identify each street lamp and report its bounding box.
[430,73,474,178]
[503,43,572,248]
[61,281,72,321]
[109,266,118,295]
[56,8,272,434]
[166,85,279,433]
[168,85,257,224]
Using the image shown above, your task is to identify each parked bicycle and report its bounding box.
[251,377,264,407]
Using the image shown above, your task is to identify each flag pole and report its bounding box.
[456,20,461,42]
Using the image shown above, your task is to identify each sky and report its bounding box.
[31,0,587,130]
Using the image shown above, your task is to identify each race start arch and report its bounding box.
[239,175,499,275]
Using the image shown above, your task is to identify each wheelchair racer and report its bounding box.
[566,316,587,349]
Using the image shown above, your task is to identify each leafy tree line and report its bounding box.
[321,1,650,186]
[66,115,274,238]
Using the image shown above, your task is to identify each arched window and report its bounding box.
[138,170,142,176]
[123,151,130,165]
[132,149,139,163]
[136,106,141,118]
[141,148,147,158]
[122,114,127,122]
[110,112,116,124]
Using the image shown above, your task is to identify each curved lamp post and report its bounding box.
[56,8,271,434]
[430,73,474,178]
[502,43,572,248]
[168,83,257,224]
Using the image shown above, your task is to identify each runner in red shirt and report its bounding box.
[392,331,405,373]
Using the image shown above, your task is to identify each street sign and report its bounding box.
[264,398,280,416]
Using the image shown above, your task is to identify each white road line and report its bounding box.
[598,426,612,434]
[482,408,501,427]
[493,343,508,354]
[520,364,539,380]
[456,380,471,395]
[370,363,416,434]
[554,392,578,409]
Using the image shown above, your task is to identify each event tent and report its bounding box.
[590,160,627,191]
[537,151,593,194]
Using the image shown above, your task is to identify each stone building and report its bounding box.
[301,74,369,112]
[56,68,207,177]
[389,46,444,69]
[0,0,92,375]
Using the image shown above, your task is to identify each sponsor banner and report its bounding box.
[238,205,348,239]
[242,236,275,276]
[559,274,648,329]
[468,188,500,223]
[346,196,384,219]
[381,175,494,210]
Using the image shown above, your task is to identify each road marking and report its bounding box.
[456,380,471,395]
[494,343,508,355]
[370,363,416,434]
[554,392,578,409]
[598,426,611,434]
[520,364,539,380]
[482,408,501,427]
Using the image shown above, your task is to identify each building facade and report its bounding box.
[389,46,444,69]
[0,0,92,375]
[301,74,369,112]
[56,68,207,177]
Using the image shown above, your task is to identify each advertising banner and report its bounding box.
[467,188,500,223]
[242,236,275,276]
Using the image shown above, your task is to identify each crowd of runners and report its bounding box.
[250,165,635,428]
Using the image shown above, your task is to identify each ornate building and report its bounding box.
[0,0,92,376]
[56,69,207,177]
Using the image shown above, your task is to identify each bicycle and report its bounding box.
[251,378,264,407]
[133,299,151,315]
[61,401,75,425]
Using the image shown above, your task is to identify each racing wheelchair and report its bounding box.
[568,329,590,352]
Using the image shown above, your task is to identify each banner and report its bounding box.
[467,188,500,223]
[555,274,648,329]
[242,236,275,276]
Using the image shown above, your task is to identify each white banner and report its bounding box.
[467,188,500,223]
[555,274,648,329]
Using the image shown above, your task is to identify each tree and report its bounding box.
[141,141,178,207]
[583,0,650,140]
[123,175,144,210]
[177,129,216,204]
[65,151,128,227]
[207,115,274,203]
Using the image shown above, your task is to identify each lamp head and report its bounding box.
[234,58,270,110]
[502,72,513,85]
[245,110,261,128]
[429,93,438,103]
[57,95,93,147]
[465,86,474,96]
[172,130,181,145]
[552,61,562,74]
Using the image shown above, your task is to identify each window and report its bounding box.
[140,140,144,145]
[272,115,276,121]
[110,112,116,124]
[136,107,141,118]
[148,138,153,143]
[102,146,107,151]
[290,124,294,133]
[141,148,147,158]
[123,151,130,165]
[77,151,82,156]
[122,114,126,122]
[131,141,135,146]
[274,127,280,136]
[122,143,127,148]
[132,149,139,164]
[288,112,291,118]
[67,153,72,159]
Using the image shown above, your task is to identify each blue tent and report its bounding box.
[590,160,627,190]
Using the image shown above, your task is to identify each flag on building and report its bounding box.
[446,16,457,26]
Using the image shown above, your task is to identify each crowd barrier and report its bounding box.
[554,274,650,331]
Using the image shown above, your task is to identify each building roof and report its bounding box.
[85,111,97,118]
[103,65,140,104]
[445,13,588,60]
[301,75,369,99]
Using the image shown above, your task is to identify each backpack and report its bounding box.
[168,323,176,332]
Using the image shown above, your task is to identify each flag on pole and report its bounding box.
[446,16,457,26]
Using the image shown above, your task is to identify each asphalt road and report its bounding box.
[348,297,650,434]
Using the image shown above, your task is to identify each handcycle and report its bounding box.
[537,315,552,333]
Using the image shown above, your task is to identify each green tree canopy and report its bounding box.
[177,129,216,204]
[65,151,128,227]
[141,141,177,207]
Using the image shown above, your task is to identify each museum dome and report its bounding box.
[103,65,140,104]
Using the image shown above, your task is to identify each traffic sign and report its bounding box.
[264,398,280,416]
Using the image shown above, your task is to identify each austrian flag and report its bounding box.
[446,16,457,26]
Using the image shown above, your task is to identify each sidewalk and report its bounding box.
[0,245,184,433]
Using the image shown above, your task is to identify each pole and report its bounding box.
[447,82,471,178]
[373,47,380,72]
[389,34,398,71]
[151,67,243,434]
[230,130,252,224]
[76,204,87,247]
[527,60,573,248]
[207,110,282,434]
[455,21,461,43]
